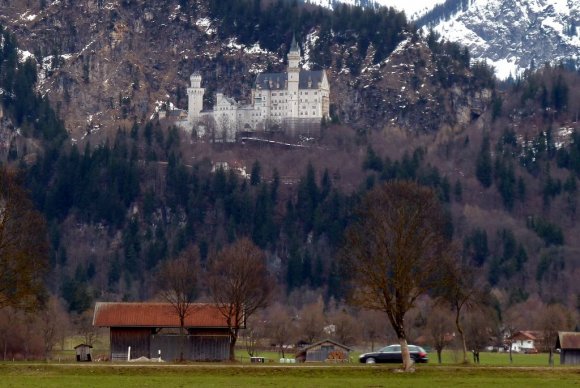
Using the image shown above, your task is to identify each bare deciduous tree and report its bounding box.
[157,247,200,329]
[426,305,455,364]
[539,304,572,366]
[0,167,49,311]
[464,308,497,364]
[297,297,325,344]
[244,312,266,357]
[39,296,70,360]
[343,181,453,371]
[207,238,274,361]
[440,262,485,364]
[359,310,390,351]
[266,303,295,358]
[328,308,359,346]
[75,309,99,347]
[156,246,200,361]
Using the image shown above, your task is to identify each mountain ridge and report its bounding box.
[427,0,580,79]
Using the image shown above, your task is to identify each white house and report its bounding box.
[510,330,542,353]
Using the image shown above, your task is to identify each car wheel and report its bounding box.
[365,357,376,364]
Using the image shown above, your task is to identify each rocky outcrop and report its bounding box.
[1,0,492,139]
[432,0,580,79]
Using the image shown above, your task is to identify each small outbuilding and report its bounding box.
[556,332,580,365]
[74,344,93,362]
[295,339,351,363]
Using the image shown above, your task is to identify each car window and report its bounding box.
[408,346,417,351]
[379,345,402,352]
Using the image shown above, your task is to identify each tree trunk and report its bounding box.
[509,344,513,364]
[179,317,185,362]
[229,328,238,361]
[455,311,468,364]
[399,337,414,371]
[548,348,553,367]
[437,349,442,364]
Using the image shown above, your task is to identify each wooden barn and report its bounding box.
[556,332,580,365]
[295,339,351,363]
[93,302,232,361]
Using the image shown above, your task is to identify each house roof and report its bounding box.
[254,71,326,90]
[92,302,229,328]
[511,330,542,340]
[556,332,580,350]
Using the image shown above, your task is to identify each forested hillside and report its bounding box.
[0,0,579,359]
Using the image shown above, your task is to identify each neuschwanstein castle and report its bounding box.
[177,37,330,141]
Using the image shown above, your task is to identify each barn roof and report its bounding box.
[92,302,228,328]
[556,332,580,350]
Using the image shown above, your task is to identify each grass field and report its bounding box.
[22,345,574,387]
[238,348,560,367]
[0,363,579,387]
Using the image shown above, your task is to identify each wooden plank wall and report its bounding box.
[150,335,230,361]
[562,350,580,365]
[110,328,151,359]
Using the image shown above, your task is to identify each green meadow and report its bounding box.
[1,361,579,387]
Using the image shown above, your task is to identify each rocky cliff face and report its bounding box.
[1,0,491,139]
[1,0,281,139]
[431,0,580,79]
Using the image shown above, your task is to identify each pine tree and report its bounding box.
[476,136,493,188]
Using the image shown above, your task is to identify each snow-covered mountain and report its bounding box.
[304,0,446,19]
[430,0,580,79]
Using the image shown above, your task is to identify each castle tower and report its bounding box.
[287,35,300,119]
[187,72,204,123]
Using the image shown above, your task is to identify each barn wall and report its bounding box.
[110,328,151,360]
[561,350,580,365]
[305,342,349,362]
[150,335,230,361]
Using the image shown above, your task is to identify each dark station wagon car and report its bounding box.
[359,344,429,364]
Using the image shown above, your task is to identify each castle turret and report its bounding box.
[287,35,300,119]
[187,72,204,123]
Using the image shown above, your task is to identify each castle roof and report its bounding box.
[290,34,299,53]
[254,70,326,90]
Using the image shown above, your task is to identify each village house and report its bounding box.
[509,330,542,353]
